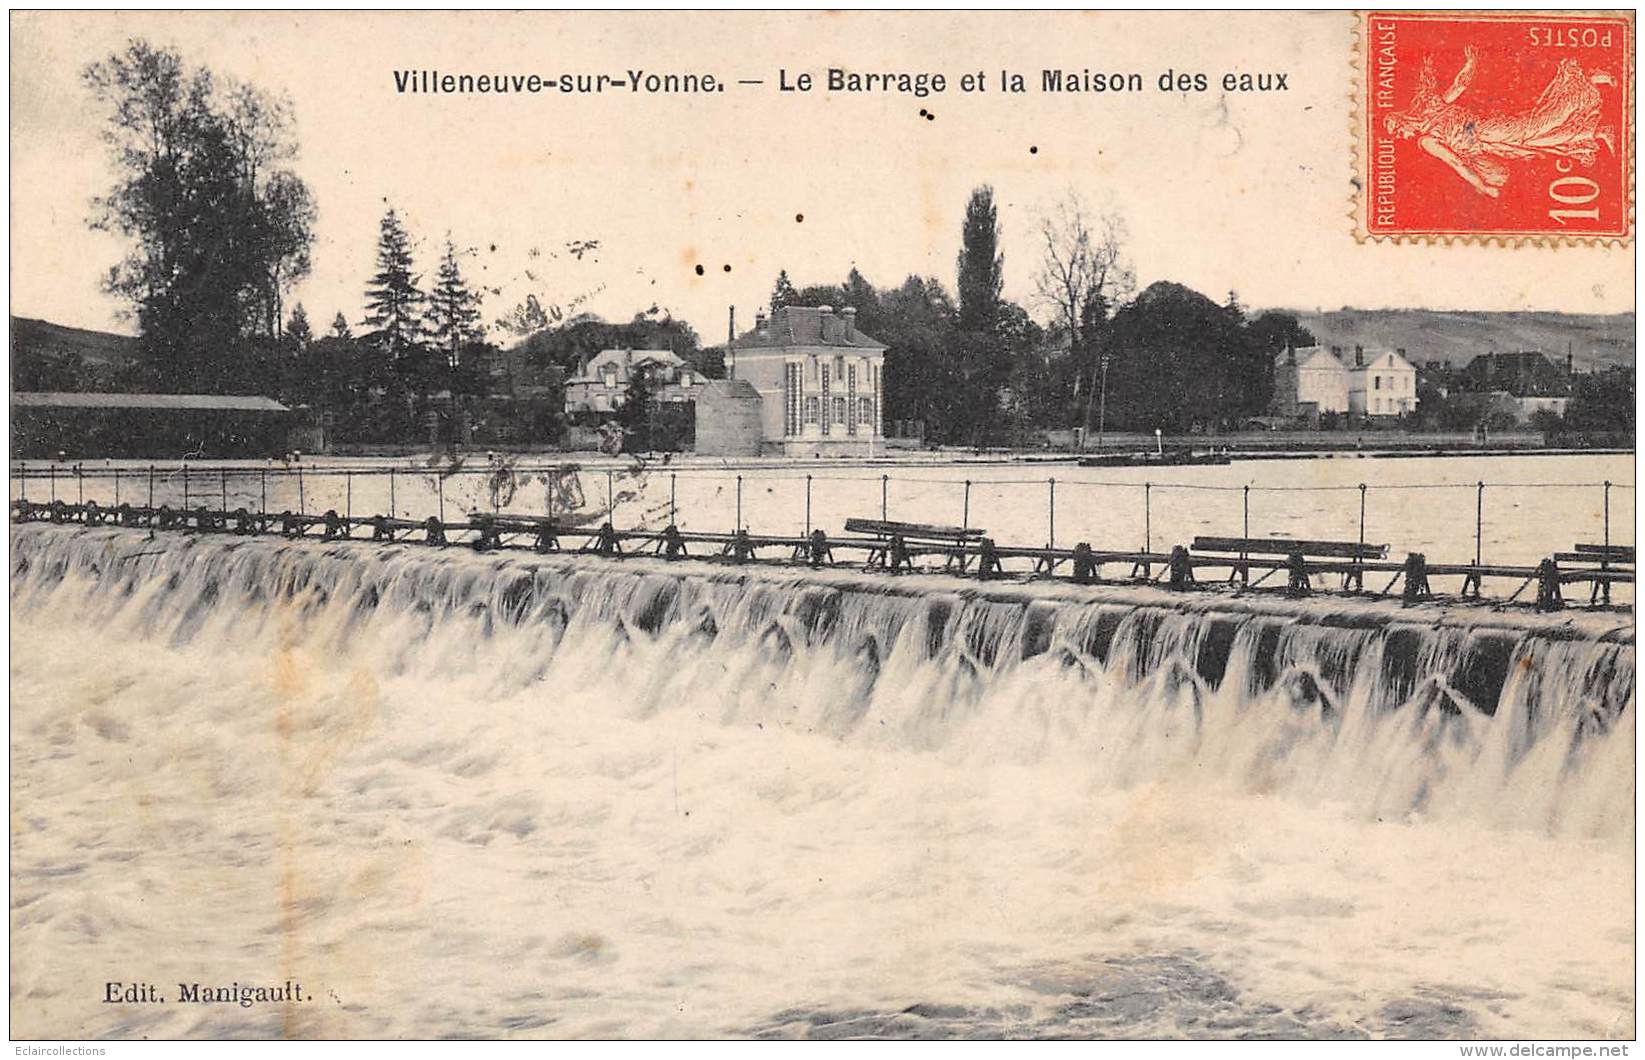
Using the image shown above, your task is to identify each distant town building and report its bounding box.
[1346,346,1418,418]
[1458,351,1574,398]
[11,391,293,458]
[1271,345,1350,419]
[1270,343,1417,421]
[724,305,887,455]
[563,348,699,417]
[1445,350,1576,424]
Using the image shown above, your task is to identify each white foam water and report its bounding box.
[9,526,1635,1039]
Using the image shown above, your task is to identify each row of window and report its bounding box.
[798,396,876,427]
[784,359,879,436]
[600,368,694,389]
[804,355,872,384]
[1369,374,1410,392]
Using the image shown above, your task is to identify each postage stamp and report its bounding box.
[1360,11,1633,242]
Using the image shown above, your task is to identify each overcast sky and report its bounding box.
[11,10,1635,345]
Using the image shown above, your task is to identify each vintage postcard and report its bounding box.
[7,9,1636,1046]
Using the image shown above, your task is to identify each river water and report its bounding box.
[8,452,1636,1040]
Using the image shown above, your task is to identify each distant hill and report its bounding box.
[10,316,140,392]
[1284,309,1634,371]
[11,316,139,367]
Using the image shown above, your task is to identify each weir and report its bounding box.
[10,497,1635,611]
[12,523,1634,744]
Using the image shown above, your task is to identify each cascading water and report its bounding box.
[10,525,1636,1040]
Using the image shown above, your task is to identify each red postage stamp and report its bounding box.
[1361,11,1632,241]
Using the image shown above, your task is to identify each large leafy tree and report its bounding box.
[362,207,424,358]
[83,40,315,391]
[877,275,962,438]
[1105,281,1272,432]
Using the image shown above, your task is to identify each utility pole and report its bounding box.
[1096,352,1111,452]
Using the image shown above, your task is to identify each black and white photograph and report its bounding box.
[6,8,1637,1045]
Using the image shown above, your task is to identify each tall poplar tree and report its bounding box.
[953,186,1008,441]
[956,185,1003,336]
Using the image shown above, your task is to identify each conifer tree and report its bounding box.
[329,312,353,340]
[769,270,797,313]
[285,303,312,350]
[424,237,484,366]
[362,207,424,357]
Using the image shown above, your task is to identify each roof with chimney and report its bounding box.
[728,305,886,351]
[1358,349,1416,373]
[1274,345,1346,372]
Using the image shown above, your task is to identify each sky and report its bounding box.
[10,10,1635,346]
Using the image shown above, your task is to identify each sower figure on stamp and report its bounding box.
[1385,47,1616,198]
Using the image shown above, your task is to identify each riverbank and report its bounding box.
[32,442,1625,473]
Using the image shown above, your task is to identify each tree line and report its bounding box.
[763,188,1314,444]
[76,39,1362,450]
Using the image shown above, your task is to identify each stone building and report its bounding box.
[693,380,764,456]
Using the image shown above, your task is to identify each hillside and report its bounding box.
[11,316,139,368]
[1286,309,1634,371]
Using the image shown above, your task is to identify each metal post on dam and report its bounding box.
[8,462,1634,615]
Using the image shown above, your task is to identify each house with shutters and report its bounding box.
[723,305,887,455]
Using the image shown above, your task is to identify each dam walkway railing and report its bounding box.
[12,495,1632,613]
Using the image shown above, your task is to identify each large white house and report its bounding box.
[724,305,887,456]
[1272,344,1418,420]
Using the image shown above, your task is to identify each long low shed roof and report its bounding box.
[12,392,290,412]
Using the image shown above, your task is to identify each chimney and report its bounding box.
[817,304,833,341]
[842,306,857,338]
[755,308,768,332]
[1567,351,1574,375]
[1285,344,1296,366]
[728,305,736,345]
[1354,344,1364,368]
[1396,347,1406,360]
[1330,345,1342,359]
